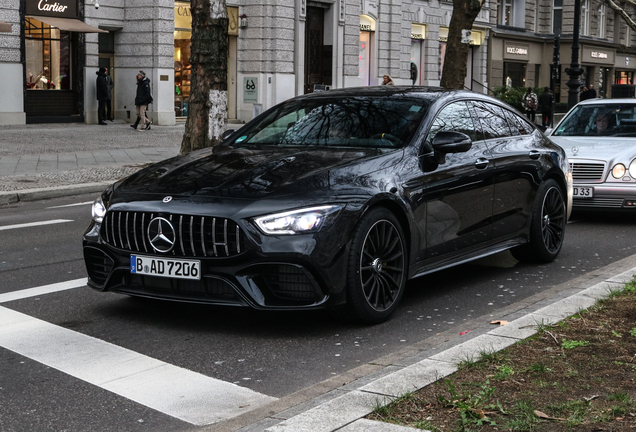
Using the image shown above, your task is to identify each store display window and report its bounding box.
[25,17,71,90]
[175,1,192,117]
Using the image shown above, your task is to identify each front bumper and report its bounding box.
[83,218,351,310]
[571,183,636,209]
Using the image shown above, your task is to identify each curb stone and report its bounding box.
[0,182,110,205]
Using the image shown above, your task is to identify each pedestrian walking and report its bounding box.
[538,87,554,128]
[382,74,394,85]
[105,67,114,121]
[96,67,109,125]
[521,87,538,123]
[131,70,153,131]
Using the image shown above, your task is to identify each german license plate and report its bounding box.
[131,255,201,280]
[573,187,594,198]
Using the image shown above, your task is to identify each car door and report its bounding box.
[472,102,540,239]
[417,101,496,259]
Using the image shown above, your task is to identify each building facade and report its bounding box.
[0,0,493,126]
[487,0,636,103]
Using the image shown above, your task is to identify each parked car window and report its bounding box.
[472,102,512,140]
[504,109,534,136]
[553,103,636,137]
[426,101,478,144]
[233,96,431,148]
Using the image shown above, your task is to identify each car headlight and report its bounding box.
[91,197,107,223]
[612,163,626,179]
[254,205,344,235]
[630,159,636,179]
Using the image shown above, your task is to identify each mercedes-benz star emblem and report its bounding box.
[572,146,579,156]
[147,217,176,253]
[163,196,173,203]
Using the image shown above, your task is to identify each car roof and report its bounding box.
[296,86,494,104]
[576,98,636,105]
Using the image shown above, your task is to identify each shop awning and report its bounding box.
[28,15,108,33]
[0,20,11,33]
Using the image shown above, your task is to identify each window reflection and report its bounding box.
[472,102,511,139]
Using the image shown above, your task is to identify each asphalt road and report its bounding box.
[1,193,635,432]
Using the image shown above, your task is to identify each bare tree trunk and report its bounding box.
[180,0,228,154]
[440,0,483,90]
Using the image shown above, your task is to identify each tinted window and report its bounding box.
[233,96,430,148]
[426,101,478,143]
[553,104,636,137]
[504,109,534,136]
[472,102,512,140]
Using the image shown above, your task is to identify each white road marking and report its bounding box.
[0,219,74,231]
[0,278,87,304]
[46,201,93,209]
[0,306,277,425]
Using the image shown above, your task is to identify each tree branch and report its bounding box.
[605,0,636,33]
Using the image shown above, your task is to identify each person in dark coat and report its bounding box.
[538,87,555,128]
[131,71,153,131]
[96,67,109,125]
[586,83,597,99]
[104,67,114,121]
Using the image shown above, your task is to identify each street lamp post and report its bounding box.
[565,0,583,109]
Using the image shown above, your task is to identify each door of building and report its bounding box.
[98,55,114,119]
[304,6,324,94]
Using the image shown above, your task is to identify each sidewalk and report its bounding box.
[1,123,635,432]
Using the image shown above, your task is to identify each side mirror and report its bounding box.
[222,129,235,140]
[432,131,472,153]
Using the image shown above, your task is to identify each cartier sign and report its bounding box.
[26,0,77,19]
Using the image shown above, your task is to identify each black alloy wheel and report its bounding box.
[346,207,407,324]
[512,179,566,263]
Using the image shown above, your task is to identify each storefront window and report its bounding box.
[174,1,192,117]
[25,17,71,90]
[503,62,526,87]
[616,71,633,85]
[359,15,375,86]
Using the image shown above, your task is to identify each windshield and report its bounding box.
[229,96,430,149]
[553,104,636,137]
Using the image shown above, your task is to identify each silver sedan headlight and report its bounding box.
[91,197,107,223]
[254,205,344,235]
[612,163,626,179]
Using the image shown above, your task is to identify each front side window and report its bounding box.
[426,101,478,144]
[25,17,71,90]
[232,96,430,149]
[553,104,636,137]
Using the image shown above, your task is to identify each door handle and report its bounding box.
[529,150,541,160]
[475,158,489,169]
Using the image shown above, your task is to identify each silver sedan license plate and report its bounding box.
[573,187,594,198]
[131,255,201,280]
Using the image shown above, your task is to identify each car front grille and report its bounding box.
[101,211,247,258]
[572,198,626,208]
[121,274,243,304]
[569,162,606,182]
[262,265,318,301]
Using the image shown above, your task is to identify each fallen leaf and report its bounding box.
[459,330,471,335]
[534,410,566,421]
[491,320,509,326]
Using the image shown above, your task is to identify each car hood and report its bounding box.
[115,145,398,199]
[550,136,636,161]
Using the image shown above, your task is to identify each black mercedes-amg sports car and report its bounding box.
[83,87,572,323]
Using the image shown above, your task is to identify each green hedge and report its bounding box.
[492,86,543,112]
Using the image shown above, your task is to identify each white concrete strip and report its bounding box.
[0,307,277,425]
[46,201,93,209]
[266,391,392,432]
[428,334,517,365]
[0,219,73,231]
[339,419,421,432]
[0,278,87,304]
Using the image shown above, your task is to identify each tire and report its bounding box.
[511,179,566,263]
[346,207,408,324]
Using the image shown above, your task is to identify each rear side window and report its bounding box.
[504,109,534,136]
[472,102,512,140]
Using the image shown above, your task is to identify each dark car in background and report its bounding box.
[549,98,636,211]
[84,87,571,324]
